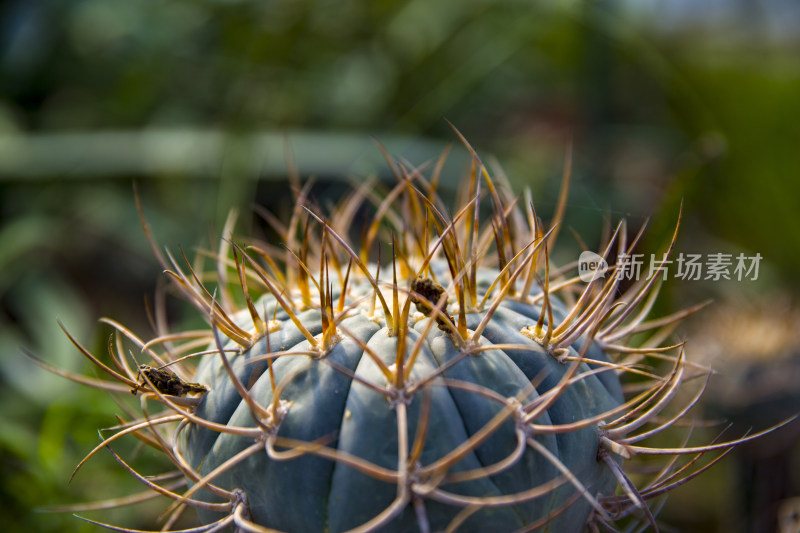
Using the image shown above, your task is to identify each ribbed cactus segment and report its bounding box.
[180,269,622,532]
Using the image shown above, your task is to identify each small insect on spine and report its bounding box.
[410,276,455,331]
[133,364,208,397]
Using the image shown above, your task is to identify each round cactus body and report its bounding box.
[181,264,623,532]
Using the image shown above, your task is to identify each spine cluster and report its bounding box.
[37,130,788,532]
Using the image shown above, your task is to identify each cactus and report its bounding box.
[45,134,785,532]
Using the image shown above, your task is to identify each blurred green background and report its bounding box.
[1,1,799,531]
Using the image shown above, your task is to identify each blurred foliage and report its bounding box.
[1,1,799,532]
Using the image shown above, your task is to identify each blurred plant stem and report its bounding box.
[0,130,454,181]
